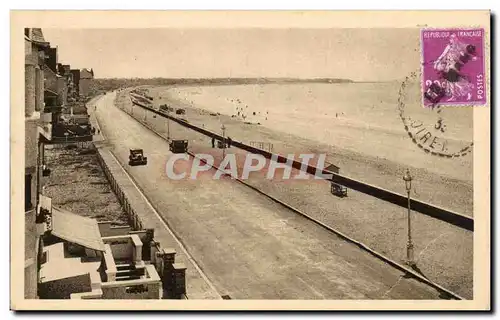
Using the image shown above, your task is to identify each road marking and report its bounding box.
[416,232,449,263]
[381,274,405,299]
[106,150,222,299]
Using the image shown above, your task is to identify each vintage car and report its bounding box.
[169,140,188,154]
[331,182,347,198]
[128,149,148,166]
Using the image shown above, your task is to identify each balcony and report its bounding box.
[44,86,62,116]
[36,194,52,234]
[44,106,62,115]
[38,111,52,141]
[42,165,51,177]
[43,64,58,95]
[25,50,45,67]
[38,50,46,66]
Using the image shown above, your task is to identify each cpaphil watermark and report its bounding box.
[164,153,334,181]
[421,28,486,107]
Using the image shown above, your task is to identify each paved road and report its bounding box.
[94,91,445,300]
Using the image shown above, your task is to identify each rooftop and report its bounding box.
[25,28,49,47]
[51,207,106,252]
[39,242,101,283]
[81,68,94,79]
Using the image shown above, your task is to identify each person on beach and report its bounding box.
[227,137,232,148]
[212,137,215,148]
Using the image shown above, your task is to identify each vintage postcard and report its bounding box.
[10,11,491,311]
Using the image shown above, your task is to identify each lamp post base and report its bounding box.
[406,242,415,267]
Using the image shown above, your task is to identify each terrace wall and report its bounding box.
[39,274,92,299]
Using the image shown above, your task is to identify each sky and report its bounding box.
[42,28,421,81]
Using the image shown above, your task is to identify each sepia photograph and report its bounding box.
[10,10,491,310]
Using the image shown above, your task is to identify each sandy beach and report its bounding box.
[168,83,472,178]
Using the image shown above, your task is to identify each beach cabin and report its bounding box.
[324,163,340,174]
[324,163,347,197]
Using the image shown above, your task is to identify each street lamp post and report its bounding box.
[166,110,171,141]
[403,168,415,267]
[221,124,226,160]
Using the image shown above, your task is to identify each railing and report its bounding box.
[40,111,52,123]
[38,113,52,141]
[49,135,93,144]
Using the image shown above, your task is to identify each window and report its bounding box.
[25,174,33,211]
[40,251,47,264]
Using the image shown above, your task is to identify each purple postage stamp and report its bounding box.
[421,28,486,107]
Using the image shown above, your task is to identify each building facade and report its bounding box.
[70,69,80,98]
[24,28,53,299]
[24,28,182,300]
[24,28,89,299]
[79,68,94,98]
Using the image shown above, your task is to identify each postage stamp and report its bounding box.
[421,28,486,107]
